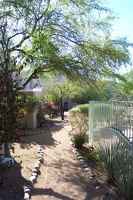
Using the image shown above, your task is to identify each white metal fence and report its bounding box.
[89,101,133,148]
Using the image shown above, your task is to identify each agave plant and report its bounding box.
[95,139,118,182]
[96,138,133,200]
[112,146,133,200]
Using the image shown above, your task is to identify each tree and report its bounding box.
[44,76,71,110]
[69,80,109,104]
[113,70,133,100]
[0,0,132,88]
[0,0,132,144]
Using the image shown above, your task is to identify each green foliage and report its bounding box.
[25,96,42,112]
[72,132,88,148]
[75,104,89,116]
[69,81,109,104]
[0,0,132,91]
[44,75,72,110]
[96,139,133,200]
[68,106,88,133]
[68,105,89,148]
[79,147,100,162]
[0,69,23,145]
[96,140,119,181]
[112,153,133,200]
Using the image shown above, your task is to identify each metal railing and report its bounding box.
[89,101,133,147]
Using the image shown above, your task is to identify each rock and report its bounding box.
[80,159,85,162]
[89,173,94,177]
[78,156,83,159]
[69,136,72,141]
[35,161,41,166]
[74,151,78,155]
[96,186,100,190]
[24,192,30,200]
[24,188,31,194]
[38,158,43,163]
[69,141,73,145]
[85,167,92,173]
[72,148,78,152]
[26,184,33,190]
[81,161,86,165]
[32,169,38,173]
[38,151,44,154]
[91,179,99,187]
[39,152,44,156]
[30,176,36,183]
[39,155,43,158]
[32,172,37,177]
[34,164,40,170]
[82,163,88,168]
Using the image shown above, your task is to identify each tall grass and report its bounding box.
[96,139,133,200]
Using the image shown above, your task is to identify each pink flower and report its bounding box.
[23,111,27,116]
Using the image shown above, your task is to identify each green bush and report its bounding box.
[75,104,89,116]
[68,104,89,148]
[25,96,42,112]
[72,132,88,148]
[68,105,88,133]
[79,147,100,161]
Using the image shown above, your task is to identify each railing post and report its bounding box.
[89,101,94,147]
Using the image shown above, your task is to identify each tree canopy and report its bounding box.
[0,0,132,89]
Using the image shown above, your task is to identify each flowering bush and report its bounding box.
[0,68,23,146]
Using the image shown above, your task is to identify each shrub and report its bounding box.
[68,105,88,134]
[75,104,89,116]
[0,69,23,145]
[78,147,100,161]
[25,96,42,112]
[72,132,88,148]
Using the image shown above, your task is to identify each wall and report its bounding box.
[62,99,77,111]
[19,87,44,129]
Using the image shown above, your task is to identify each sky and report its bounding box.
[106,0,133,73]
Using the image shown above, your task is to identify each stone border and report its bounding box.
[23,144,44,200]
[68,130,109,199]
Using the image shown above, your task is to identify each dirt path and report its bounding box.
[1,113,119,200]
[29,119,101,200]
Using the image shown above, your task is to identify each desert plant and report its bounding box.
[72,132,88,148]
[112,146,133,200]
[96,139,133,200]
[96,139,129,181]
